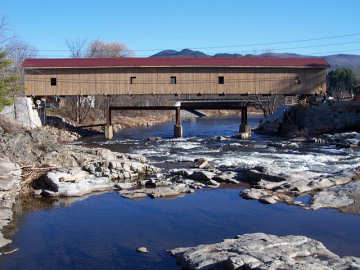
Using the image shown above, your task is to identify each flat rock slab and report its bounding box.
[311,179,360,212]
[118,184,194,200]
[114,182,137,190]
[121,192,148,200]
[240,188,270,200]
[169,233,360,270]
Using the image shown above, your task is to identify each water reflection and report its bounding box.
[1,189,360,270]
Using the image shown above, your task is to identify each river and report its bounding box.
[1,116,360,270]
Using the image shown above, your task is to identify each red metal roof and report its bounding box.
[23,57,329,68]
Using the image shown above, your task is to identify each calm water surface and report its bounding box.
[1,116,360,270]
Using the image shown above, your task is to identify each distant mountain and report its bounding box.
[323,54,360,69]
[149,49,360,72]
[213,53,244,58]
[151,49,209,58]
[257,52,311,58]
[149,49,310,58]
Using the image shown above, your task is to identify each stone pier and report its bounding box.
[105,125,113,140]
[105,103,114,140]
[239,106,251,139]
[174,106,183,138]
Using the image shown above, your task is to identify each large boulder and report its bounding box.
[34,169,113,197]
[311,179,360,212]
[0,97,42,128]
[256,104,291,135]
[170,233,360,270]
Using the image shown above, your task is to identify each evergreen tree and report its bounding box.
[0,48,20,111]
[327,68,357,98]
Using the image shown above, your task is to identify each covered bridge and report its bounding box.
[23,57,329,97]
[22,57,329,139]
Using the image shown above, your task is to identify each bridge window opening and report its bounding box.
[50,78,57,86]
[218,76,224,84]
[170,76,177,84]
[130,76,136,84]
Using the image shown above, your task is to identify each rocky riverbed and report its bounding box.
[1,113,360,268]
[103,130,360,215]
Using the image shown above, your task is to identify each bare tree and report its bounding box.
[0,16,37,97]
[255,95,285,117]
[0,16,14,46]
[65,38,87,58]
[85,40,135,57]
[6,39,38,80]
[65,96,93,124]
[85,40,135,120]
[62,39,135,123]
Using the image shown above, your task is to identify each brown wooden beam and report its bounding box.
[109,101,251,111]
[110,106,175,110]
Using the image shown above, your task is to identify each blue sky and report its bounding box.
[2,0,359,57]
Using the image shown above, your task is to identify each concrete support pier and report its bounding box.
[105,125,114,140]
[105,101,114,139]
[174,106,183,138]
[239,106,251,139]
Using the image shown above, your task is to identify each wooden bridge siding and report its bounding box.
[24,67,326,96]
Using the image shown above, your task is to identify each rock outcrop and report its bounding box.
[169,233,360,270]
[0,158,22,249]
[0,124,159,199]
[0,127,79,165]
[239,165,358,208]
[30,149,159,198]
[257,102,360,137]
